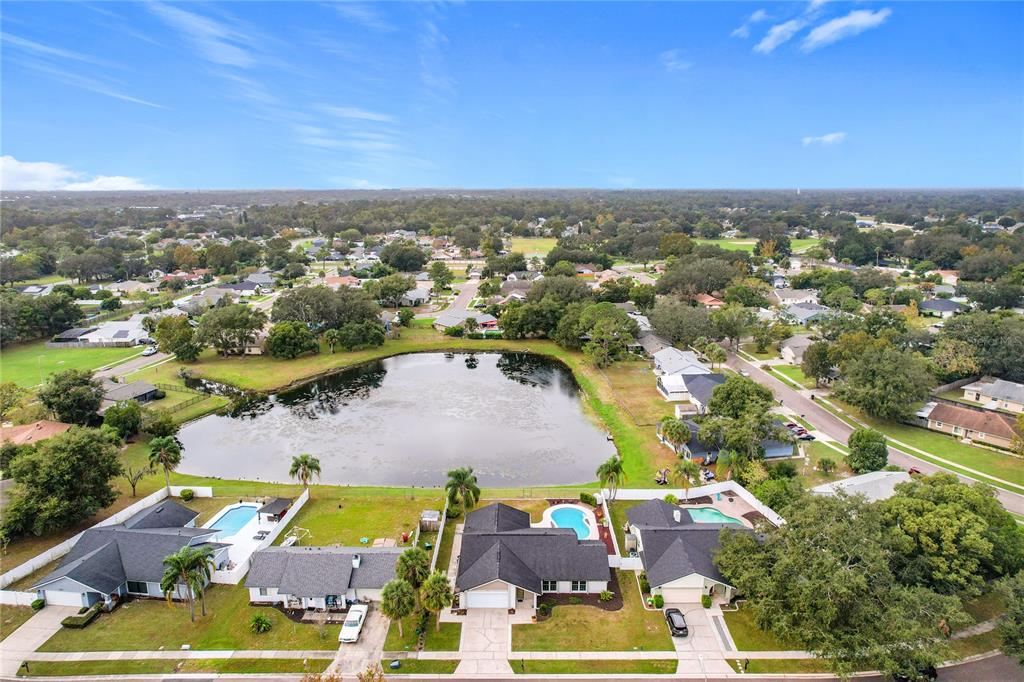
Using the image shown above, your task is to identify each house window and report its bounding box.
[952,426,963,435]
[258,587,269,596]
[541,580,557,592]
[571,580,587,592]
[934,421,943,428]
[126,581,147,594]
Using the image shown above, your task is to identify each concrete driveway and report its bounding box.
[0,605,79,677]
[327,607,388,676]
[665,604,721,654]
[455,608,514,675]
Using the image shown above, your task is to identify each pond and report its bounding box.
[177,352,617,487]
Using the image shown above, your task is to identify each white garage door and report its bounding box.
[44,591,84,607]
[660,587,703,604]
[465,590,509,609]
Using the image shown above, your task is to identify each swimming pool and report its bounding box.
[209,504,258,539]
[687,507,744,525]
[550,507,591,540]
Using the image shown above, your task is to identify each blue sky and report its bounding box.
[1,1,1021,190]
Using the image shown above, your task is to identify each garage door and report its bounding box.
[660,587,703,603]
[44,591,84,607]
[465,590,509,609]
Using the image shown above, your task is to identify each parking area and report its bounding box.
[664,604,723,654]
[329,607,388,675]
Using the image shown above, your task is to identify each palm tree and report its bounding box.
[659,417,691,454]
[716,449,741,481]
[381,579,416,637]
[595,456,626,501]
[673,459,701,502]
[148,436,182,494]
[289,454,321,489]
[445,467,480,514]
[396,547,430,608]
[420,571,454,631]
[324,329,341,353]
[160,545,214,623]
[704,344,727,370]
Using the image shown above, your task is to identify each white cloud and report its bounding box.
[1,32,109,66]
[659,49,693,73]
[802,132,847,146]
[731,9,770,38]
[0,156,154,191]
[332,4,395,32]
[802,8,892,52]
[321,105,396,123]
[754,19,806,54]
[148,2,255,68]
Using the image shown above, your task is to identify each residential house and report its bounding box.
[32,500,229,608]
[625,500,748,602]
[574,263,598,275]
[106,280,159,297]
[922,403,1020,450]
[919,298,967,319]
[0,420,72,446]
[325,275,361,290]
[593,270,620,285]
[634,332,671,358]
[455,504,610,611]
[245,272,275,289]
[400,288,431,307]
[433,309,498,332]
[692,293,725,309]
[245,547,401,610]
[182,287,235,313]
[811,471,911,502]
[16,284,55,297]
[78,318,153,346]
[961,377,1024,414]
[781,303,833,326]
[652,348,711,376]
[220,281,261,297]
[771,274,788,289]
[658,419,794,462]
[933,270,960,286]
[664,374,727,414]
[770,288,819,306]
[780,336,814,364]
[100,380,160,413]
[507,271,542,283]
[500,280,532,296]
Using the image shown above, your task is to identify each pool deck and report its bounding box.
[202,502,280,567]
[536,503,600,541]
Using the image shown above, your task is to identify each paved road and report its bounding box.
[725,352,1024,516]
[416,278,480,319]
[613,263,657,285]
[93,351,170,380]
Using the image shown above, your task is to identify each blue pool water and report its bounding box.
[687,508,743,525]
[550,507,590,539]
[210,505,257,538]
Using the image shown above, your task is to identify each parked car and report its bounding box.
[664,608,688,637]
[893,665,937,682]
[739,370,750,377]
[339,604,368,643]
[798,433,816,441]
[141,346,158,356]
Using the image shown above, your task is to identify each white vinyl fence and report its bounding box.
[606,480,786,527]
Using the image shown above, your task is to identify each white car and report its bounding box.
[338,604,368,643]
[141,346,158,356]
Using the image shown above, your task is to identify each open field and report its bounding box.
[511,569,672,652]
[0,341,143,387]
[508,237,558,258]
[692,237,820,254]
[39,584,340,652]
[17,658,331,677]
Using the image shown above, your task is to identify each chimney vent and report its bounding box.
[672,509,682,523]
[352,554,361,569]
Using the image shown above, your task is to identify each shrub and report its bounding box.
[179,488,195,501]
[444,325,464,337]
[599,590,614,602]
[639,573,651,594]
[538,603,551,617]
[664,494,678,505]
[61,604,100,628]
[579,492,597,507]
[31,598,45,611]
[653,595,664,609]
[250,613,272,634]
[701,594,712,608]
[818,457,836,473]
[152,389,166,400]
[568,596,583,605]
[78,606,89,614]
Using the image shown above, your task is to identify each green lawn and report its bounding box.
[721,605,799,651]
[383,612,462,652]
[433,510,457,574]
[773,364,816,389]
[798,440,853,486]
[962,589,1006,623]
[726,659,832,674]
[17,658,331,677]
[693,238,757,253]
[38,584,340,652]
[0,341,143,387]
[8,274,67,286]
[0,606,34,642]
[381,659,460,674]
[508,237,558,258]
[950,629,1002,658]
[740,343,779,361]
[511,570,673,652]
[273,494,439,547]
[609,499,644,556]
[511,659,677,674]
[825,399,1024,489]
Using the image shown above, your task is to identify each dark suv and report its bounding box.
[664,608,688,637]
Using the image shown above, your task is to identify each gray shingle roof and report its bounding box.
[102,380,158,402]
[257,498,293,517]
[684,373,727,407]
[456,504,610,594]
[627,499,749,588]
[245,547,401,597]
[123,500,198,530]
[963,377,1024,405]
[919,298,966,312]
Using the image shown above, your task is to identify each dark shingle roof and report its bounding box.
[245,547,401,597]
[102,380,157,402]
[627,499,749,588]
[123,500,199,530]
[920,298,966,312]
[685,373,727,406]
[257,498,293,516]
[456,504,610,594]
[927,403,1019,440]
